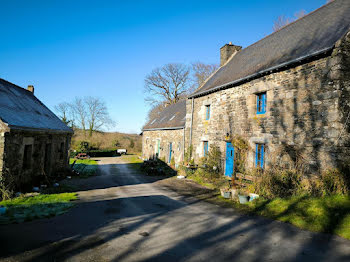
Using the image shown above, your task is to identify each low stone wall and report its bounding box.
[142,129,184,166]
[2,130,72,190]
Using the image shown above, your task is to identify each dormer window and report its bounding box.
[256,92,266,114]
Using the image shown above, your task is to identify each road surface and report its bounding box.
[0,157,349,261]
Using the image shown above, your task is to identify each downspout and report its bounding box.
[189,98,194,157]
[183,127,185,163]
[189,98,194,145]
[141,133,144,160]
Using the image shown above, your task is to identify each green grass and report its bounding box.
[121,154,143,164]
[69,158,98,178]
[247,195,350,239]
[120,155,143,172]
[185,172,350,240]
[0,193,77,224]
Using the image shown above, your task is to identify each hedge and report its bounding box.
[70,150,118,158]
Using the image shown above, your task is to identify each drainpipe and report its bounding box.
[189,98,194,147]
[183,127,185,163]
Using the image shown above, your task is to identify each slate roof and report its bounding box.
[143,100,186,130]
[190,0,350,98]
[0,79,73,133]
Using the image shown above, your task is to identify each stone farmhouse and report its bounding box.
[143,0,350,177]
[142,100,186,167]
[0,79,73,190]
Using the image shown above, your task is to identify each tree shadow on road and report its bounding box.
[0,192,349,262]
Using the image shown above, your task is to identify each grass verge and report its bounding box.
[69,158,98,178]
[181,173,350,240]
[0,193,77,224]
[120,154,143,172]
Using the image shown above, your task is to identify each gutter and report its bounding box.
[7,124,74,134]
[142,126,185,131]
[188,46,333,99]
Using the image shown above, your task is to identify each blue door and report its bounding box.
[225,142,234,177]
[168,142,172,163]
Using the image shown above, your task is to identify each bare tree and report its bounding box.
[190,62,219,93]
[54,102,72,125]
[145,102,167,123]
[56,97,115,136]
[71,97,87,134]
[144,63,191,105]
[84,97,115,137]
[144,62,220,122]
[273,10,306,32]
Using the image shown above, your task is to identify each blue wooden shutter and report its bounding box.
[255,144,258,167]
[262,93,266,113]
[204,142,208,156]
[206,105,210,120]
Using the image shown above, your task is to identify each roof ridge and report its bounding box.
[241,0,337,52]
[190,0,349,98]
[0,78,33,95]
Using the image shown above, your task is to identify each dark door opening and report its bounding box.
[44,143,52,175]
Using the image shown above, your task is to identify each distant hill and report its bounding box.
[71,129,142,154]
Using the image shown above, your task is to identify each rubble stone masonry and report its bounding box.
[1,129,72,189]
[143,129,184,166]
[185,31,350,174]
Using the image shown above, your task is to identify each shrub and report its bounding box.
[252,168,302,199]
[71,149,118,158]
[200,144,222,179]
[0,182,13,201]
[250,166,350,198]
[300,176,323,197]
[170,156,175,167]
[184,145,193,165]
[141,159,176,176]
[321,169,349,195]
[231,135,249,174]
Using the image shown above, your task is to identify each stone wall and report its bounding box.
[2,130,72,190]
[185,31,350,174]
[142,129,185,166]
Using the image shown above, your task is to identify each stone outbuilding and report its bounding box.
[185,0,350,176]
[142,100,186,167]
[0,79,73,191]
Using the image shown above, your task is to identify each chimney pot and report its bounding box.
[27,85,34,94]
[220,43,242,66]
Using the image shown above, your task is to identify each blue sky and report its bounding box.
[0,0,327,133]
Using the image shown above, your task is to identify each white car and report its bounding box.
[117,149,127,155]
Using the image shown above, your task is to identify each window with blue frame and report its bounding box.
[255,144,265,169]
[203,141,209,157]
[256,92,266,114]
[205,105,211,120]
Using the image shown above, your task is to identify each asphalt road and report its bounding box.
[0,157,349,262]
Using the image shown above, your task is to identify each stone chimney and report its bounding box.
[220,42,242,66]
[27,85,34,94]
